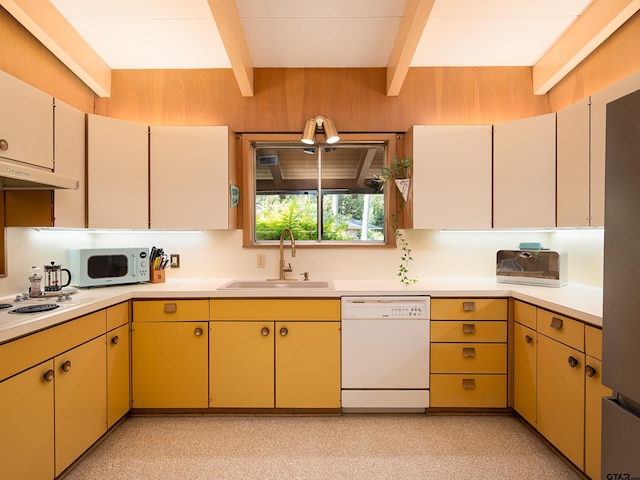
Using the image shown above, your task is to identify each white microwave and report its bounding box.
[67,247,150,287]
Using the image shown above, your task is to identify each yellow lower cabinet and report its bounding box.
[107,323,130,428]
[513,323,537,426]
[430,374,507,408]
[55,335,107,476]
[0,360,55,480]
[537,334,585,470]
[210,321,275,408]
[431,343,507,373]
[132,321,209,408]
[275,321,341,408]
[584,356,611,480]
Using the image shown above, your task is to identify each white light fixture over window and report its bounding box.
[301,115,340,145]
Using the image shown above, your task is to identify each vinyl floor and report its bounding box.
[62,414,583,480]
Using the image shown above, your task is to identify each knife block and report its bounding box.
[149,269,166,284]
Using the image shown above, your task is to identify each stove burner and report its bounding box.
[0,303,13,310]
[9,303,61,314]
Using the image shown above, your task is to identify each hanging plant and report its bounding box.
[373,155,417,285]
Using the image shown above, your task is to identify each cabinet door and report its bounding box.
[557,98,590,227]
[150,126,234,229]
[493,113,556,228]
[584,356,611,480]
[0,70,53,169]
[411,125,492,229]
[53,99,85,227]
[537,334,585,470]
[513,323,536,426]
[55,336,107,476]
[210,321,274,408]
[0,360,55,480]
[275,321,341,408]
[132,321,208,408]
[590,70,640,227]
[107,324,130,428]
[87,114,148,229]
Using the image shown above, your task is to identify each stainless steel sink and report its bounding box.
[218,279,334,290]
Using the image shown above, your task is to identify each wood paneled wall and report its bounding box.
[94,66,549,132]
[0,7,95,112]
[1,6,640,130]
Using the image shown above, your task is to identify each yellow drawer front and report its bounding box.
[430,321,506,343]
[537,309,584,351]
[431,298,507,321]
[106,301,130,330]
[0,310,106,381]
[585,325,603,360]
[430,374,507,408]
[514,300,536,329]
[431,343,507,374]
[133,299,209,322]
[210,299,340,321]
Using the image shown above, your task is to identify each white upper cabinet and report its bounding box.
[0,70,53,170]
[149,126,236,230]
[557,97,591,227]
[493,113,556,229]
[410,125,492,229]
[87,114,149,229]
[590,71,640,227]
[53,99,85,228]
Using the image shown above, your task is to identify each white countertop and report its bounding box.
[0,277,603,344]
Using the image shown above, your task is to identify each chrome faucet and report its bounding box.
[278,228,296,280]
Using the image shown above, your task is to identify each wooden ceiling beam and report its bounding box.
[207,0,254,97]
[386,0,436,96]
[0,0,112,96]
[533,0,640,95]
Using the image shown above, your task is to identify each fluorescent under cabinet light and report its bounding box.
[33,228,203,234]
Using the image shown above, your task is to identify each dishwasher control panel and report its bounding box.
[341,296,430,319]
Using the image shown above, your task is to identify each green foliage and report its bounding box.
[373,155,412,190]
[256,193,383,241]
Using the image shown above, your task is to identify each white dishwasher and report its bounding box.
[341,296,430,412]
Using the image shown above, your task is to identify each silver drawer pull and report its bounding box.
[463,347,476,358]
[550,316,563,330]
[462,301,476,312]
[164,303,177,313]
[462,378,476,390]
[462,324,476,334]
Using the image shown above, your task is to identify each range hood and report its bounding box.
[0,159,79,190]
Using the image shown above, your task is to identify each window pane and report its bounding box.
[255,146,319,241]
[253,142,386,243]
[321,145,385,241]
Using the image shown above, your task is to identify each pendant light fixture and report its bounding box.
[301,115,340,145]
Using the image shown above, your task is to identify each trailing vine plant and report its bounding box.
[373,155,418,285]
